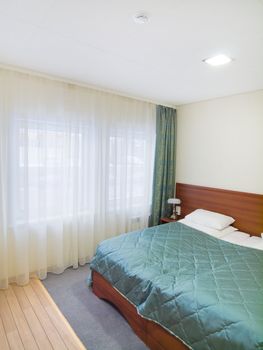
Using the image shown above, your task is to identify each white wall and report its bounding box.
[176,90,263,194]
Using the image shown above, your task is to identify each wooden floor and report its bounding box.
[0,278,86,350]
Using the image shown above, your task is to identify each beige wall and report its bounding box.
[176,90,263,194]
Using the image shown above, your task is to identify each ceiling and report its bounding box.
[0,0,263,105]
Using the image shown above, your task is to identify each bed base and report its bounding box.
[92,270,188,350]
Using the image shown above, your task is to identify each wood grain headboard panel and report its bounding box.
[176,183,263,236]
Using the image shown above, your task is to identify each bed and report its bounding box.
[90,183,263,350]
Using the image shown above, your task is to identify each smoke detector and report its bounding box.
[133,13,149,24]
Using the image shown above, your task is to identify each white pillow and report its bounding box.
[220,226,239,235]
[179,219,237,238]
[185,209,235,230]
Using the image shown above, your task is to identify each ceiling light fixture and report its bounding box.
[133,13,149,24]
[203,54,232,66]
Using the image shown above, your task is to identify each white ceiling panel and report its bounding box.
[0,0,262,105]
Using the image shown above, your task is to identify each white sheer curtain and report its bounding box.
[0,69,155,288]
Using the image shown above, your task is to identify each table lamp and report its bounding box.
[167,198,181,219]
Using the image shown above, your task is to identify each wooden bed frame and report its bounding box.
[176,183,263,236]
[92,183,263,349]
[92,270,188,350]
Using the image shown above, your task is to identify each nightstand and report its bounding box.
[160,217,179,224]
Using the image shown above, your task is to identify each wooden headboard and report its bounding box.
[176,183,263,236]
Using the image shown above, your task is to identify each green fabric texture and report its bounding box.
[90,222,263,350]
[149,105,177,226]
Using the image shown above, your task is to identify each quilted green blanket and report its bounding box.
[90,222,263,350]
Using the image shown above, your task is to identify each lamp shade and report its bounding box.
[167,198,181,205]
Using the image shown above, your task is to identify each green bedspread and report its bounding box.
[90,222,263,350]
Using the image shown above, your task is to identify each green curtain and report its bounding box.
[149,105,177,226]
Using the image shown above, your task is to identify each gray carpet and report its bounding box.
[42,265,148,350]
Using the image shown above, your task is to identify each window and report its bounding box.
[12,118,154,224]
